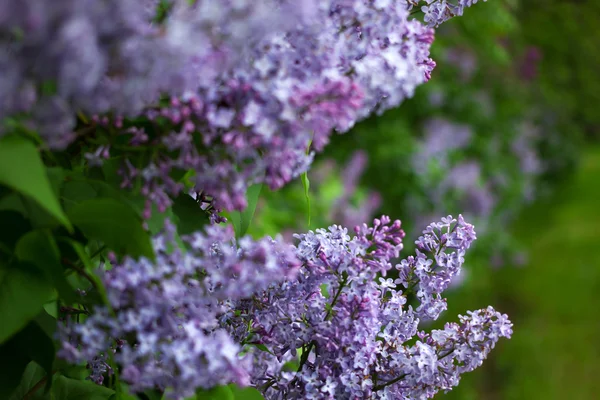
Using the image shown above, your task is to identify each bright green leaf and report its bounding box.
[196,385,235,400]
[301,172,311,228]
[16,230,76,304]
[228,385,264,400]
[64,240,111,312]
[66,198,154,260]
[52,376,114,400]
[0,262,54,343]
[0,136,72,231]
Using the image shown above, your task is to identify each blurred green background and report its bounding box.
[245,1,600,398]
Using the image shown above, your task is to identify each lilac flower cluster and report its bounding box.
[1,1,439,212]
[0,0,315,147]
[58,215,511,399]
[415,0,488,28]
[58,221,300,398]
[110,0,437,212]
[227,215,512,399]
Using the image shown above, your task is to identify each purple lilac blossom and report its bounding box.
[58,215,511,398]
[58,221,300,399]
[227,215,511,399]
[0,0,317,147]
[417,0,488,28]
[115,0,437,212]
[1,1,438,213]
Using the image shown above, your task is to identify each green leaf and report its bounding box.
[230,184,262,238]
[228,385,264,400]
[52,376,114,400]
[0,322,55,398]
[61,180,98,211]
[251,343,274,356]
[196,385,235,400]
[301,172,311,228]
[146,204,177,235]
[320,283,330,299]
[7,362,49,400]
[172,194,207,235]
[301,137,312,228]
[0,136,72,231]
[16,230,76,304]
[66,198,154,260]
[0,262,54,343]
[34,309,57,340]
[0,339,30,398]
[64,239,111,312]
[0,210,31,251]
[100,156,125,187]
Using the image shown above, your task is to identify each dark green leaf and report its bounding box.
[0,136,72,231]
[143,389,164,400]
[172,194,207,235]
[196,385,234,400]
[66,198,154,260]
[16,230,76,304]
[0,338,30,398]
[84,180,145,217]
[7,362,49,400]
[0,321,55,398]
[0,210,31,251]
[100,156,125,187]
[0,262,53,343]
[52,376,114,400]
[228,385,264,400]
[34,309,57,340]
[61,181,98,211]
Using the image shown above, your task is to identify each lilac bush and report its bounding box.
[0,1,511,399]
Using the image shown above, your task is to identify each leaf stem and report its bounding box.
[61,257,98,289]
[23,370,57,400]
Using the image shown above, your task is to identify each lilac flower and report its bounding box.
[419,0,488,28]
[58,221,300,399]
[59,215,510,399]
[227,215,510,399]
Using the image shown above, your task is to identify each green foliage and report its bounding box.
[301,171,311,228]
[66,198,154,260]
[0,136,72,230]
[171,193,209,235]
[52,376,115,400]
[16,230,76,304]
[0,321,55,398]
[196,385,235,400]
[0,262,54,343]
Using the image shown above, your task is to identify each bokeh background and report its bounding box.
[246,1,600,399]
